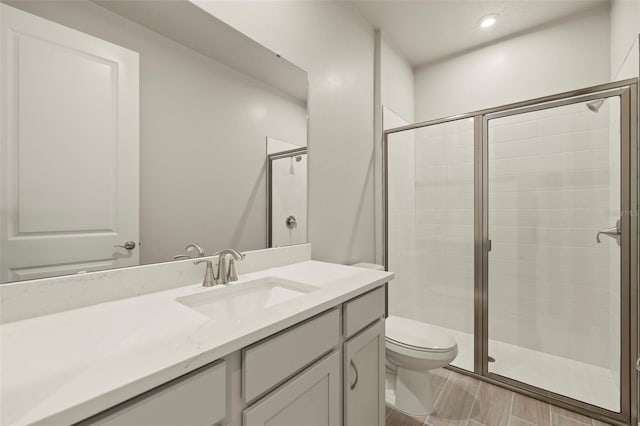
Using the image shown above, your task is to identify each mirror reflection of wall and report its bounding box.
[266,138,308,248]
[0,1,308,284]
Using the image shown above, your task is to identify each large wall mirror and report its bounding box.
[0,0,308,284]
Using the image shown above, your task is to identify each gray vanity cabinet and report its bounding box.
[77,284,387,426]
[240,286,386,426]
[242,351,341,426]
[343,320,386,426]
[79,360,228,426]
[241,309,340,403]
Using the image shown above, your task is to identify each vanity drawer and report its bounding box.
[242,308,340,403]
[243,351,341,426]
[343,286,386,339]
[81,360,227,426]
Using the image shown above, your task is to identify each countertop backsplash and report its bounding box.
[0,244,311,323]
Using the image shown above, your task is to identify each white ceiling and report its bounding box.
[352,0,610,67]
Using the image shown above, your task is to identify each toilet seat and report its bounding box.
[386,315,457,355]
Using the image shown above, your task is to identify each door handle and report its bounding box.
[350,359,359,390]
[114,241,136,250]
[596,219,621,246]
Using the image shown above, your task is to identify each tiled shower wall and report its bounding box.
[488,101,615,368]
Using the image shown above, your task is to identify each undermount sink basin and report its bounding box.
[175,277,316,322]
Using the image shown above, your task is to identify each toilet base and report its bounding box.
[385,367,435,416]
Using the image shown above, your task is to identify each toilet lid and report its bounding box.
[386,315,457,353]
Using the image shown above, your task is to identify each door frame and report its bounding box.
[382,78,639,426]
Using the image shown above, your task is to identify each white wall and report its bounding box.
[8,1,307,264]
[194,1,376,265]
[380,33,414,123]
[414,5,611,121]
[610,0,640,80]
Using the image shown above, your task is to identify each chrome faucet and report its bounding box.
[173,243,206,260]
[213,249,245,284]
[174,244,217,287]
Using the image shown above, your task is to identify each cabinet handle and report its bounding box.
[350,359,359,390]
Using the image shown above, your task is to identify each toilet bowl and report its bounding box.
[349,263,458,416]
[385,315,458,416]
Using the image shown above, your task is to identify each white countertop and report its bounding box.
[1,260,392,426]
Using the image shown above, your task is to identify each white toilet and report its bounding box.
[385,315,458,416]
[351,263,459,416]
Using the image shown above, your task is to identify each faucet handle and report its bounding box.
[194,259,217,287]
[227,258,239,282]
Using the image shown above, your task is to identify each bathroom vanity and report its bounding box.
[0,246,392,426]
[83,286,385,426]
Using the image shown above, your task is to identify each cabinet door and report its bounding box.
[344,320,385,426]
[243,351,340,426]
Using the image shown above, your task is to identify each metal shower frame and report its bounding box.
[383,78,639,426]
[266,147,308,248]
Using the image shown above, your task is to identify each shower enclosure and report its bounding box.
[384,79,638,425]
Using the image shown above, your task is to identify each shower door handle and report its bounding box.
[596,219,621,246]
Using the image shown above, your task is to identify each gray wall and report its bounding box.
[195,1,377,265]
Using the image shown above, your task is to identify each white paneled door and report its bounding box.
[0,4,139,282]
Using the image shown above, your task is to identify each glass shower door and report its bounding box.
[386,116,476,372]
[485,91,629,414]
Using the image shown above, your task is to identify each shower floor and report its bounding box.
[428,324,619,412]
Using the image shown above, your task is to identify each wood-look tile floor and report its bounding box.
[385,369,615,426]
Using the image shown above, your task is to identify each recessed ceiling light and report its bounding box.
[480,13,499,29]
